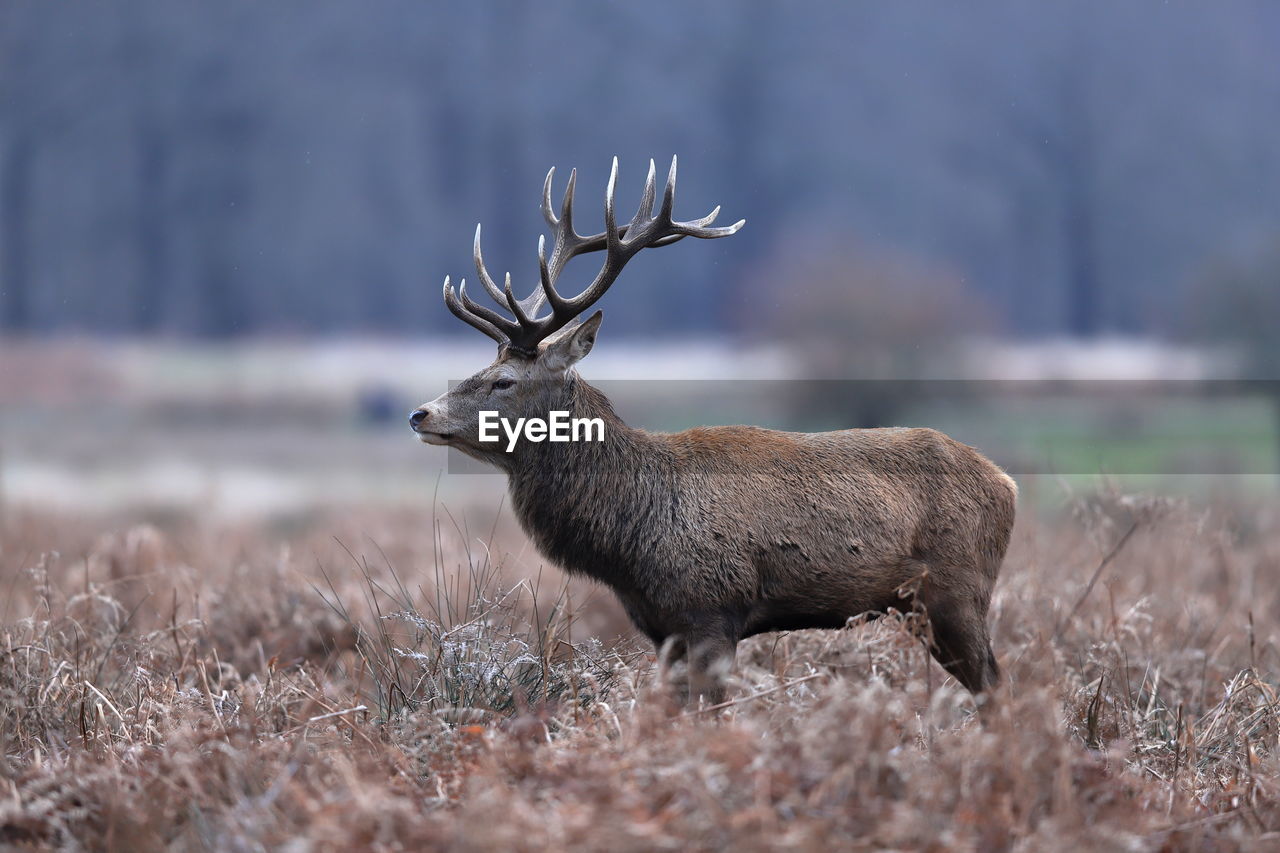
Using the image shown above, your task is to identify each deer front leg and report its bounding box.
[682,615,740,708]
[654,634,689,701]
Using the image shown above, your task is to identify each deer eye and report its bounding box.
[490,378,516,392]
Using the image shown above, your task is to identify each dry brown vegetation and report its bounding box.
[2,487,1279,851]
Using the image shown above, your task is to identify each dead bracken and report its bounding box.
[0,489,1277,850]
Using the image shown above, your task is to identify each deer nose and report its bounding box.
[409,409,429,430]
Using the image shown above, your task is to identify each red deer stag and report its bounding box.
[411,157,1016,704]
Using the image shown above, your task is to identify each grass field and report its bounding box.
[2,484,1278,851]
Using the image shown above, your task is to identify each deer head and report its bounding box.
[410,157,744,465]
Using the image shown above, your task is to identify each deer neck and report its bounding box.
[507,375,656,484]
[505,376,672,590]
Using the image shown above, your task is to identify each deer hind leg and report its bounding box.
[927,609,998,694]
[916,582,998,694]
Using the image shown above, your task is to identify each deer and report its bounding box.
[410,157,1017,704]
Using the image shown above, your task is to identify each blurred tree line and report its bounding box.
[1,1,1279,345]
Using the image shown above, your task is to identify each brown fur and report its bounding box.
[413,320,1017,703]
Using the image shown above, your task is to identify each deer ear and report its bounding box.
[542,310,603,371]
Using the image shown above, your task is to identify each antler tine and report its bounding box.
[603,156,620,253]
[541,167,558,227]
[501,271,537,328]
[538,234,570,315]
[456,278,520,336]
[674,206,747,239]
[659,155,678,223]
[537,167,584,292]
[472,224,508,305]
[560,168,578,240]
[636,158,658,223]
[443,277,508,345]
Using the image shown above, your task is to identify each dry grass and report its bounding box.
[2,487,1279,851]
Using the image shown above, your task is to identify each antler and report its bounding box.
[443,156,744,356]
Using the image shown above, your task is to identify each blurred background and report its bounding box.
[2,0,1279,518]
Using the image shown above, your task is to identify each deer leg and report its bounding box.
[654,635,691,703]
[684,624,738,708]
[927,610,998,694]
[656,634,688,665]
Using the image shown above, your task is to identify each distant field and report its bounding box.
[2,341,1275,515]
[0,339,789,516]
